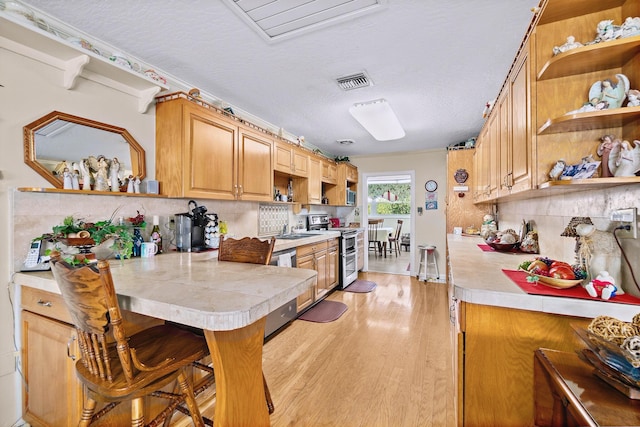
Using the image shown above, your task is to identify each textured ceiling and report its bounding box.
[22,0,541,157]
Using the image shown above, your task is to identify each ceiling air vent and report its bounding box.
[336,72,373,91]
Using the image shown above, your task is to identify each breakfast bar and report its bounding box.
[15,251,317,427]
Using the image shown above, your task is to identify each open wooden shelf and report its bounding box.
[537,106,640,134]
[538,176,640,189]
[537,35,640,81]
[18,187,167,198]
[537,0,625,25]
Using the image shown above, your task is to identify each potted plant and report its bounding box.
[43,211,135,263]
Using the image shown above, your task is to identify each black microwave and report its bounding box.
[346,189,356,205]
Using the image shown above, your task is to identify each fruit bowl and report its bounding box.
[485,240,520,252]
[517,269,583,289]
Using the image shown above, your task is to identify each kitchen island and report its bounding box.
[15,251,317,427]
[447,234,640,427]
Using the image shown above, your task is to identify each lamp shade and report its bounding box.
[349,99,405,141]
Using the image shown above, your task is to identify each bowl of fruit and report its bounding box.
[518,257,586,289]
[485,229,520,252]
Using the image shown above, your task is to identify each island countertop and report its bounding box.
[14,250,318,331]
[447,234,639,321]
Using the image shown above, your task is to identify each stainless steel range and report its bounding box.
[307,214,358,289]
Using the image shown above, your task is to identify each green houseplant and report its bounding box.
[43,211,135,263]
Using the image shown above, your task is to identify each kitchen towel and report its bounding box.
[277,253,292,267]
[503,269,640,305]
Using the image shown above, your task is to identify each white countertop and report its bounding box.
[272,231,341,251]
[447,234,640,322]
[14,251,317,331]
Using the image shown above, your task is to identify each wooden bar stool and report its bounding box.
[50,252,212,426]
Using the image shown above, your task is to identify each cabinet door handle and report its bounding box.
[238,184,243,196]
[37,299,52,307]
[67,335,77,361]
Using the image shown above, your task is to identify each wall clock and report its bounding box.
[425,180,438,192]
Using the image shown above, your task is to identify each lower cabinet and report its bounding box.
[296,238,339,312]
[20,286,204,426]
[457,302,590,427]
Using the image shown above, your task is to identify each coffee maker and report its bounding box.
[175,200,216,252]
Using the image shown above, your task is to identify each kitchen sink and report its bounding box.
[275,233,318,240]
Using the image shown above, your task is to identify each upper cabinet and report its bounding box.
[274,140,308,178]
[155,93,273,201]
[474,0,640,203]
[0,11,168,113]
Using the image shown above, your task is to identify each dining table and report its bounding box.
[373,226,394,257]
[15,251,317,427]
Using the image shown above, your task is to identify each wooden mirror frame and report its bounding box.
[23,111,146,189]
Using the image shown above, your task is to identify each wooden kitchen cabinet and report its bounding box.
[296,238,339,311]
[20,286,171,426]
[274,139,308,177]
[457,301,590,426]
[474,0,640,202]
[307,156,322,204]
[324,162,358,206]
[321,159,337,184]
[155,94,274,201]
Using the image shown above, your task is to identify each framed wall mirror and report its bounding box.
[23,111,146,189]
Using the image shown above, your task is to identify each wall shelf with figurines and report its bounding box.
[17,187,167,198]
[537,105,640,134]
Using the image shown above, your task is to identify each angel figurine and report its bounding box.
[609,140,640,177]
[94,156,110,191]
[109,157,120,192]
[78,158,92,190]
[589,74,630,109]
[597,134,621,177]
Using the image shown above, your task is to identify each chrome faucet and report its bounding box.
[282,224,288,235]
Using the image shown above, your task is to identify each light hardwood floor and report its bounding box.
[262,272,456,427]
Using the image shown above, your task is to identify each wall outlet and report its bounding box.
[610,208,637,239]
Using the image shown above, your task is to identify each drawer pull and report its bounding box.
[37,299,52,307]
[67,336,77,361]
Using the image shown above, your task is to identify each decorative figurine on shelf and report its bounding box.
[549,159,566,180]
[609,139,640,177]
[597,134,621,177]
[133,176,141,193]
[71,170,80,190]
[126,175,134,193]
[627,89,640,107]
[94,156,109,192]
[109,157,120,192]
[552,35,583,55]
[78,158,92,190]
[53,160,69,177]
[593,19,623,43]
[621,16,640,38]
[566,74,629,114]
[62,167,73,189]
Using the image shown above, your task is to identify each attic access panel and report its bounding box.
[223,0,387,42]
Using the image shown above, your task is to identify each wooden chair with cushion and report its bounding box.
[49,251,213,427]
[387,220,403,257]
[217,235,276,414]
[368,219,383,257]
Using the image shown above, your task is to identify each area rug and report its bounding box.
[343,279,377,293]
[298,300,348,323]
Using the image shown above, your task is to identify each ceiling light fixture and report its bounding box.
[349,99,405,141]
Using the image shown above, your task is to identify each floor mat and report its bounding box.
[343,279,377,293]
[298,300,348,323]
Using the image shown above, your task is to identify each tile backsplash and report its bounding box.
[10,190,261,271]
[497,183,640,297]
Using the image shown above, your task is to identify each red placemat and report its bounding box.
[478,244,523,254]
[502,269,640,305]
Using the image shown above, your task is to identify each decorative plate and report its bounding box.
[454,168,469,184]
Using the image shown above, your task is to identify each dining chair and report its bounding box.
[368,219,383,257]
[49,251,212,427]
[217,235,277,414]
[387,220,403,257]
